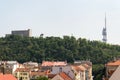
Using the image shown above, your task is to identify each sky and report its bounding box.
[0,0,120,44]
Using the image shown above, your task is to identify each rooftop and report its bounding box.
[0,74,17,80]
[59,72,72,80]
[30,71,46,76]
[106,60,120,66]
[72,65,86,72]
[41,61,67,66]
[15,68,30,72]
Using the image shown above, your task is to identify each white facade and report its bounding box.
[23,61,38,67]
[7,61,19,74]
[1,61,20,74]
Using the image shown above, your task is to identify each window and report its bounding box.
[23,73,27,75]
[15,73,17,76]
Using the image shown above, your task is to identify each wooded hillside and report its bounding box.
[0,35,120,80]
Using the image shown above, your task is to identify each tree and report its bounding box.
[36,76,48,80]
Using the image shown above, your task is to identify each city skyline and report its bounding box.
[0,0,120,44]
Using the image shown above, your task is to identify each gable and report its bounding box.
[52,74,64,80]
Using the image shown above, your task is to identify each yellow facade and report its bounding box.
[14,71,30,80]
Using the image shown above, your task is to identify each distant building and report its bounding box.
[11,29,32,37]
[41,61,67,71]
[14,68,30,80]
[50,60,93,80]
[0,62,12,74]
[73,60,93,80]
[23,61,38,69]
[0,61,19,74]
[74,60,92,66]
[30,71,47,80]
[41,61,67,67]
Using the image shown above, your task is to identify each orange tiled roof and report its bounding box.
[41,61,67,66]
[106,60,120,66]
[15,68,30,72]
[0,74,17,80]
[30,71,46,76]
[59,72,72,80]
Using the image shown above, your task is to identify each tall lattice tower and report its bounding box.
[102,14,107,43]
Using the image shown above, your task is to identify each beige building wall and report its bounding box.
[75,73,80,80]
[86,67,92,80]
[14,72,30,80]
[89,67,93,80]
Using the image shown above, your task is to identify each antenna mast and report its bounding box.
[102,13,107,43]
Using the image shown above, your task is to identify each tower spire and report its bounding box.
[105,12,106,29]
[102,13,107,43]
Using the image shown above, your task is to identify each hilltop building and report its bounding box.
[6,29,32,37]
[11,29,32,37]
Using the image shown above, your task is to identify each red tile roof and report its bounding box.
[106,60,120,66]
[59,72,72,80]
[0,74,17,80]
[15,68,30,72]
[30,71,46,76]
[41,61,67,66]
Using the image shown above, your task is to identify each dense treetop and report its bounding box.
[0,35,120,64]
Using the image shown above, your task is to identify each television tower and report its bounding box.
[102,13,107,43]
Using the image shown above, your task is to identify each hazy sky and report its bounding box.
[0,0,120,44]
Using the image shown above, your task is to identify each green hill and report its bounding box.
[0,35,120,80]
